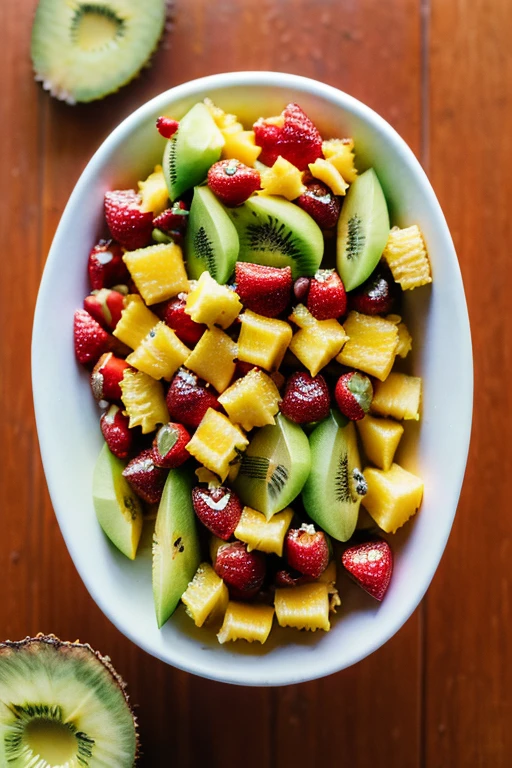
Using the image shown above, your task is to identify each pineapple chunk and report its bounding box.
[123,243,189,305]
[237,310,292,371]
[336,311,398,381]
[371,372,422,421]
[209,535,226,565]
[289,304,347,377]
[356,414,404,471]
[222,125,262,166]
[386,315,413,358]
[322,139,358,183]
[363,463,424,533]
[259,156,306,200]
[235,506,293,556]
[308,158,348,196]
[217,602,274,644]
[204,98,240,130]
[185,271,242,329]
[181,563,229,627]
[317,560,341,613]
[126,322,190,380]
[185,326,237,393]
[120,369,169,434]
[382,225,432,290]
[138,165,169,215]
[218,369,281,431]
[186,408,248,481]
[274,583,330,632]
[113,295,159,349]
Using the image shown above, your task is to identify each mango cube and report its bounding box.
[274,583,330,632]
[138,165,169,214]
[186,408,248,481]
[120,369,169,434]
[218,369,281,431]
[289,304,347,376]
[363,463,424,533]
[371,373,422,421]
[113,295,159,349]
[181,563,229,627]
[185,271,242,329]
[235,506,293,556]
[322,139,358,183]
[123,243,189,305]
[336,311,398,381]
[185,326,237,393]
[356,414,404,471]
[237,310,292,371]
[222,126,261,167]
[217,602,274,644]
[382,225,432,290]
[259,156,306,200]
[126,322,190,380]
[308,158,348,196]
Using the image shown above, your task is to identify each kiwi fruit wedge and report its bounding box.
[185,186,239,283]
[0,634,137,766]
[336,168,390,291]
[233,413,311,519]
[228,195,324,278]
[302,410,367,542]
[31,0,166,103]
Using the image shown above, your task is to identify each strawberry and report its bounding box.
[293,276,311,303]
[307,269,347,320]
[88,240,129,290]
[90,352,131,401]
[214,541,266,599]
[153,201,189,233]
[350,265,400,316]
[296,181,341,229]
[285,524,330,579]
[342,538,393,601]
[74,309,114,366]
[166,368,221,428]
[151,422,191,468]
[104,190,153,251]
[279,371,331,424]
[233,360,257,380]
[156,116,179,139]
[84,288,126,331]
[163,296,206,347]
[100,404,132,459]
[122,448,168,505]
[235,263,292,318]
[191,485,243,540]
[253,103,323,170]
[207,159,261,207]
[335,371,373,421]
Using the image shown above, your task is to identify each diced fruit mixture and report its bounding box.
[74,98,432,644]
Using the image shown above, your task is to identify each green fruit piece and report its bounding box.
[152,467,200,628]
[233,413,311,519]
[185,186,239,284]
[163,103,225,202]
[302,410,367,542]
[336,168,390,291]
[93,443,143,560]
[31,0,166,104]
[228,195,324,278]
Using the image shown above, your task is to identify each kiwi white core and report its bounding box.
[24,717,78,765]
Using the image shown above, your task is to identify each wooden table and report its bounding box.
[0,0,507,765]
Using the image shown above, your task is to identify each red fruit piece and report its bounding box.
[100,404,132,459]
[153,201,189,233]
[214,541,266,599]
[104,190,153,251]
[163,296,206,347]
[335,371,373,421]
[166,368,221,429]
[235,263,292,318]
[156,116,179,139]
[74,309,113,366]
[253,103,323,170]
[274,568,311,588]
[207,159,261,207]
[350,265,400,316]
[342,538,393,601]
[122,448,168,505]
[151,422,191,468]
[307,269,347,320]
[90,352,131,401]
[84,288,126,331]
[280,371,331,424]
[233,360,257,380]
[191,486,243,541]
[296,181,341,229]
[285,524,330,579]
[293,276,311,303]
[88,240,129,290]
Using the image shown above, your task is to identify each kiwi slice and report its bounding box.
[228,195,324,278]
[31,0,166,103]
[185,186,239,283]
[336,168,390,291]
[233,413,311,519]
[163,103,225,202]
[302,410,367,541]
[0,634,137,766]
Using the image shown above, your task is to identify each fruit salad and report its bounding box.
[74,98,432,644]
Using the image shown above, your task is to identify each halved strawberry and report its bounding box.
[151,422,191,468]
[285,524,330,579]
[88,240,129,290]
[84,288,126,331]
[100,405,132,460]
[153,201,189,233]
[191,485,243,540]
[207,159,261,207]
[166,368,222,428]
[122,448,168,505]
[104,190,153,251]
[74,309,113,366]
[163,296,206,347]
[253,103,323,170]
[235,263,292,318]
[307,269,347,320]
[156,116,179,139]
[342,538,393,601]
[296,181,341,229]
[334,371,373,421]
[90,352,131,401]
[279,371,331,424]
[214,541,266,599]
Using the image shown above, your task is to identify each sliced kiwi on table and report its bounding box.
[31,0,167,103]
[185,186,239,283]
[0,634,137,767]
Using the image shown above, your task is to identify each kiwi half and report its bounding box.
[185,186,239,283]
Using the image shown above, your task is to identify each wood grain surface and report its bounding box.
[0,0,505,765]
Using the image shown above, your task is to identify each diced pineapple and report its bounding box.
[289,304,347,377]
[237,310,292,371]
[308,158,348,196]
[274,583,330,632]
[322,138,358,183]
[126,322,190,380]
[259,156,306,200]
[336,311,398,381]
[186,408,248,481]
[217,602,275,644]
[386,315,413,358]
[222,125,261,166]
[356,414,404,471]
[235,506,293,556]
[204,98,240,130]
[382,225,432,290]
[120,369,169,434]
[113,295,159,349]
[185,271,242,329]
[363,463,424,533]
[209,535,226,565]
[317,560,341,613]
[123,243,189,305]
[218,369,281,431]
[181,563,229,627]
[185,326,237,393]
[138,165,169,215]
[371,372,422,421]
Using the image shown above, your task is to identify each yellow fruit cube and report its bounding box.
[209,535,226,565]
[123,243,189,305]
[363,463,424,533]
[322,138,358,183]
[386,315,413,358]
[138,165,169,215]
[185,326,237,393]
[113,295,159,349]
[120,369,169,434]
[217,602,274,644]
[308,158,348,196]
[371,372,422,421]
[181,563,229,627]
[274,583,330,632]
[382,225,432,290]
[235,506,293,556]
[356,414,404,471]
[222,126,262,167]
[317,560,341,613]
[126,322,190,380]
[185,271,242,329]
[204,98,240,130]
[186,408,248,481]
[336,311,398,381]
[259,156,306,200]
[237,310,292,371]
[289,304,347,377]
[218,369,281,431]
